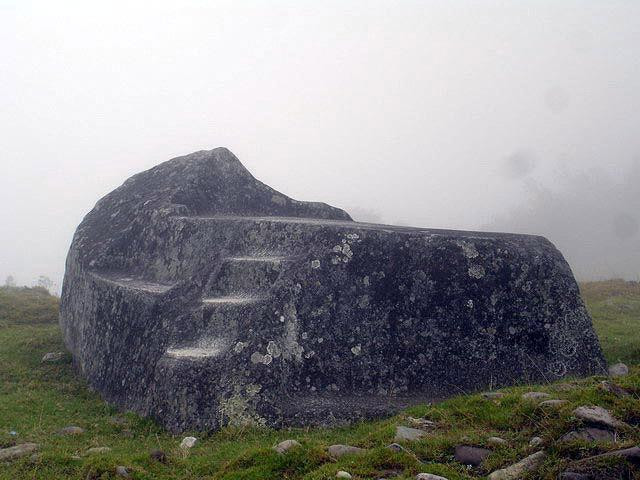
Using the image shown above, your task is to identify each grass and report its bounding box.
[581,279,640,365]
[0,281,638,479]
[0,286,59,327]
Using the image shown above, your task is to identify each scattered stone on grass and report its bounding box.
[529,436,543,447]
[41,352,63,362]
[395,426,427,442]
[599,380,631,397]
[487,450,546,480]
[573,405,627,429]
[59,426,85,435]
[150,449,167,463]
[482,392,504,400]
[558,427,616,443]
[406,417,436,429]
[580,446,640,462]
[416,473,449,480]
[539,399,568,408]
[180,436,197,449]
[522,391,551,401]
[328,444,367,458]
[487,437,508,446]
[115,465,131,478]
[0,443,38,461]
[607,363,629,378]
[85,447,111,455]
[559,473,590,480]
[454,445,491,466]
[336,471,352,479]
[273,439,301,454]
[387,443,406,452]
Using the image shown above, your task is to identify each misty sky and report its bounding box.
[2,1,640,289]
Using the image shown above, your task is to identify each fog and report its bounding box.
[2,1,639,290]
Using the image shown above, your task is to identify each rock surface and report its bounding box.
[60,147,606,432]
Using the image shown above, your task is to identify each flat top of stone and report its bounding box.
[177,215,543,240]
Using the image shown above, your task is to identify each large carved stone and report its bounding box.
[60,147,606,432]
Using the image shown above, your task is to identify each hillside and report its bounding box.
[0,281,638,479]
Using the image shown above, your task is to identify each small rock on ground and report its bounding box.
[115,465,130,478]
[580,445,640,462]
[406,417,436,429]
[180,436,197,449]
[395,425,426,442]
[573,405,626,429]
[41,352,63,362]
[0,443,38,461]
[599,380,630,397]
[559,473,591,480]
[522,391,550,401]
[558,427,615,443]
[539,399,568,408]
[150,449,167,463]
[387,443,403,452]
[487,450,546,480]
[328,444,367,458]
[273,439,301,454]
[481,392,504,400]
[454,445,491,466]
[336,471,352,479]
[608,362,629,377]
[86,447,111,455]
[416,474,449,480]
[487,437,508,446]
[529,436,543,447]
[59,426,84,435]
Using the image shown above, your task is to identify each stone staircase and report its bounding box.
[163,251,294,361]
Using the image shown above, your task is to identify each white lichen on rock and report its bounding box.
[468,264,486,279]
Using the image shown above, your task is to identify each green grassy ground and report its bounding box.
[0,282,638,479]
[581,279,640,365]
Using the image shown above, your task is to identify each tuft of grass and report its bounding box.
[0,280,638,479]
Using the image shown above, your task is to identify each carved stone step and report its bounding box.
[165,337,229,360]
[207,256,289,296]
[90,273,174,294]
[202,295,265,305]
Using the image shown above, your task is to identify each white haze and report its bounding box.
[1,0,639,290]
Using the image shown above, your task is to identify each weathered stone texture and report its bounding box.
[60,147,606,432]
